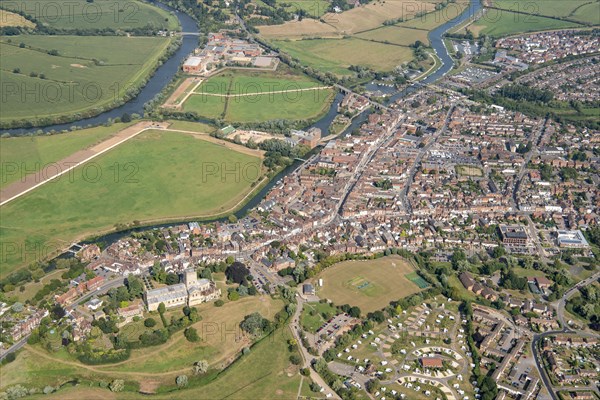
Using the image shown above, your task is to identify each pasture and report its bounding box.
[0,129,262,276]
[0,0,179,30]
[355,25,430,46]
[492,0,600,25]
[468,9,582,37]
[273,37,415,75]
[317,255,423,313]
[0,35,171,124]
[0,122,135,188]
[182,69,334,122]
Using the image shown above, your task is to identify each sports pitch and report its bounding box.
[317,255,425,312]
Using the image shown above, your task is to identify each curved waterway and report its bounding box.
[1,2,200,135]
[11,0,482,248]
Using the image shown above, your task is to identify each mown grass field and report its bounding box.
[0,0,179,30]
[0,130,262,277]
[355,25,430,46]
[0,122,135,188]
[300,301,338,333]
[274,37,415,75]
[182,69,334,122]
[317,255,422,313]
[468,9,583,37]
[0,35,171,124]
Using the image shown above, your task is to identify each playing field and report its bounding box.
[0,35,172,125]
[273,37,415,75]
[468,9,582,37]
[0,0,178,30]
[0,122,135,188]
[0,129,263,277]
[182,70,335,122]
[317,255,423,313]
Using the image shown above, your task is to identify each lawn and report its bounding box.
[0,130,263,277]
[301,301,338,333]
[273,37,415,75]
[317,255,423,313]
[0,0,179,30]
[0,35,172,125]
[455,165,484,176]
[469,9,582,37]
[183,69,334,122]
[0,122,135,188]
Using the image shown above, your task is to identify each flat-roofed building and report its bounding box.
[557,230,589,248]
[499,224,529,245]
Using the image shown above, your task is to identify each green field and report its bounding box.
[183,70,334,122]
[0,130,262,277]
[492,0,600,25]
[0,123,134,188]
[0,0,179,30]
[355,25,430,46]
[455,165,484,177]
[469,9,582,37]
[278,0,330,17]
[0,35,172,125]
[405,272,430,289]
[317,255,423,313]
[273,37,415,75]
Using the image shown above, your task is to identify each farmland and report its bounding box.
[0,35,172,126]
[317,255,423,313]
[0,122,135,188]
[0,0,179,31]
[355,25,431,46]
[182,69,335,122]
[492,0,600,25]
[273,38,416,75]
[465,9,583,37]
[261,0,470,76]
[0,129,263,277]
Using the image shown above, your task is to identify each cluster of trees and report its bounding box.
[240,312,272,336]
[568,285,600,330]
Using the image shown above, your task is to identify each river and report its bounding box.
[7,0,482,247]
[1,2,200,135]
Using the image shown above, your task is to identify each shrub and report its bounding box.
[144,318,157,328]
